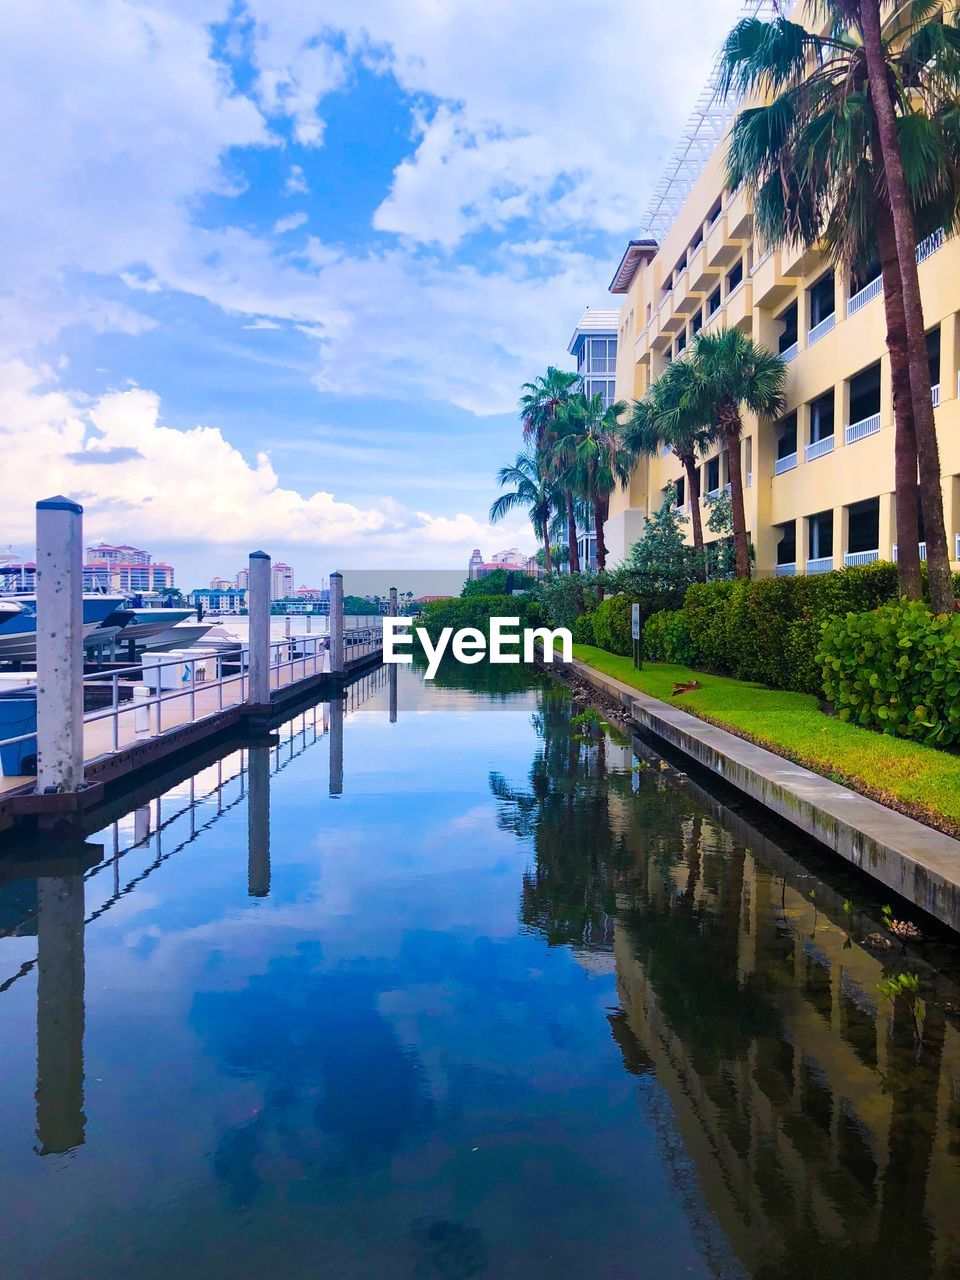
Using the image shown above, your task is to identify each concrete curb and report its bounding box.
[568,657,960,933]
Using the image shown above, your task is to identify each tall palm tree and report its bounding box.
[625,359,714,579]
[719,3,959,610]
[553,392,632,572]
[684,329,787,579]
[518,367,583,573]
[490,450,561,575]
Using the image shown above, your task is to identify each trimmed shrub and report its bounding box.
[644,609,695,665]
[416,594,544,642]
[591,594,634,656]
[572,612,595,646]
[819,600,960,746]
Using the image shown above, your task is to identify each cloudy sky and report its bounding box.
[2,0,742,589]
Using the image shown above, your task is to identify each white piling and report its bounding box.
[329,571,344,674]
[248,551,271,707]
[35,497,84,794]
[389,587,398,617]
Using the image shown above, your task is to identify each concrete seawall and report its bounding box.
[568,658,960,934]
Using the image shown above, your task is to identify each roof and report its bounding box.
[566,307,621,354]
[608,238,659,294]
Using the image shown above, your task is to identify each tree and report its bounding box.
[625,358,714,579]
[720,3,960,610]
[552,392,633,573]
[620,484,699,596]
[684,328,787,579]
[518,367,583,573]
[490,450,561,575]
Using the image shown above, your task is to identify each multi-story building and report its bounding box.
[190,586,247,614]
[210,576,234,591]
[81,542,175,593]
[568,308,619,410]
[468,548,540,580]
[0,559,37,592]
[601,15,960,576]
[85,542,150,566]
[235,568,249,590]
[271,562,294,599]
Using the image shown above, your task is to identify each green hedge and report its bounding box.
[643,563,906,694]
[819,600,960,746]
[572,613,595,646]
[643,609,696,665]
[416,594,544,641]
[590,595,635,656]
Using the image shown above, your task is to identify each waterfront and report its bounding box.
[2,664,960,1279]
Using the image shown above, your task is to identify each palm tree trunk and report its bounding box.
[875,199,922,600]
[566,490,581,574]
[542,533,553,576]
[681,452,706,581]
[720,410,750,578]
[860,0,954,613]
[593,497,609,572]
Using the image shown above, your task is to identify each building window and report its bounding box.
[676,331,687,355]
[809,270,836,328]
[707,286,721,317]
[691,309,703,335]
[674,475,685,508]
[926,325,941,389]
[706,456,721,494]
[726,259,743,294]
[809,510,833,560]
[849,362,881,423]
[810,391,834,443]
[775,520,797,567]
[777,301,798,353]
[848,497,880,553]
[707,197,722,228]
[777,411,798,460]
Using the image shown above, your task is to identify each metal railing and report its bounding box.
[893,542,927,563]
[805,435,835,463]
[931,383,941,408]
[916,229,944,264]
[0,621,383,780]
[808,312,836,345]
[845,413,881,445]
[774,563,797,576]
[774,452,797,475]
[847,276,882,316]
[806,556,833,575]
[780,341,799,363]
[844,549,880,567]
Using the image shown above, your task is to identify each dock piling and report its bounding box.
[36,497,84,794]
[248,551,271,708]
[330,572,344,675]
[389,587,397,617]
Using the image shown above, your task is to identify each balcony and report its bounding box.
[893,542,927,562]
[932,383,940,408]
[845,413,881,445]
[774,563,797,577]
[725,186,753,242]
[702,302,726,336]
[774,452,797,475]
[916,229,944,264]
[847,275,882,316]
[725,279,753,332]
[659,293,685,335]
[634,327,651,362]
[808,312,836,346]
[751,248,795,308]
[844,549,880,566]
[673,265,704,316]
[807,556,833,574]
[781,238,821,278]
[780,341,799,363]
[687,241,720,294]
[805,435,835,463]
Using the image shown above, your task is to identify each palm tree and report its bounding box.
[519,367,583,573]
[553,392,632,572]
[719,3,958,610]
[684,328,787,579]
[625,359,714,579]
[490,450,561,575]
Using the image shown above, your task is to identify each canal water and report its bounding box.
[2,663,960,1279]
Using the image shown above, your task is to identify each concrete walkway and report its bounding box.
[569,657,960,933]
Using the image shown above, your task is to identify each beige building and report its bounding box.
[603,32,960,576]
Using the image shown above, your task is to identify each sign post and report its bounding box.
[631,603,642,670]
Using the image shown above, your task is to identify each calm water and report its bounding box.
[2,663,960,1279]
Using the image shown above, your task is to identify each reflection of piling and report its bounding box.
[247,745,271,898]
[36,497,84,795]
[389,664,398,724]
[329,697,344,797]
[35,873,86,1155]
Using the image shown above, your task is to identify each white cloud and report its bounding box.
[283,163,309,195]
[272,211,308,234]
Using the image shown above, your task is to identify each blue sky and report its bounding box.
[1,0,741,588]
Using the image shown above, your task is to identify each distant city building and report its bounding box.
[82,541,175,593]
[271,562,294,599]
[235,568,249,590]
[270,595,328,615]
[209,576,233,591]
[86,542,151,566]
[190,586,247,614]
[0,558,36,592]
[467,547,540,580]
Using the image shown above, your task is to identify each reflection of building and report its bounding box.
[271,562,294,599]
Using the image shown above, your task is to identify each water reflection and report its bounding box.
[247,745,271,898]
[493,694,960,1279]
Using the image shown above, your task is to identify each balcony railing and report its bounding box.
[774,452,798,475]
[807,556,833,574]
[847,275,883,315]
[808,312,836,345]
[956,533,960,561]
[845,412,881,445]
[774,563,797,577]
[916,229,944,264]
[932,383,941,408]
[805,435,835,463]
[780,341,799,363]
[893,542,927,562]
[844,549,880,566]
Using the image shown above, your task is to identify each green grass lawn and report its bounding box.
[572,644,960,834]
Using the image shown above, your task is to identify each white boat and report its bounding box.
[0,595,123,663]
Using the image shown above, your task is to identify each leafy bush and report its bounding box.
[819,600,960,746]
[643,609,696,664]
[536,572,603,628]
[461,568,537,596]
[591,594,635,656]
[416,593,544,642]
[572,612,595,646]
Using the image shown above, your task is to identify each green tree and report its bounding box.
[684,329,787,579]
[719,2,960,610]
[625,358,714,578]
[619,484,699,597]
[490,450,561,575]
[552,392,633,573]
[518,367,583,573]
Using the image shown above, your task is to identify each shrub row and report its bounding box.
[642,562,907,694]
[416,593,544,641]
[820,600,960,746]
